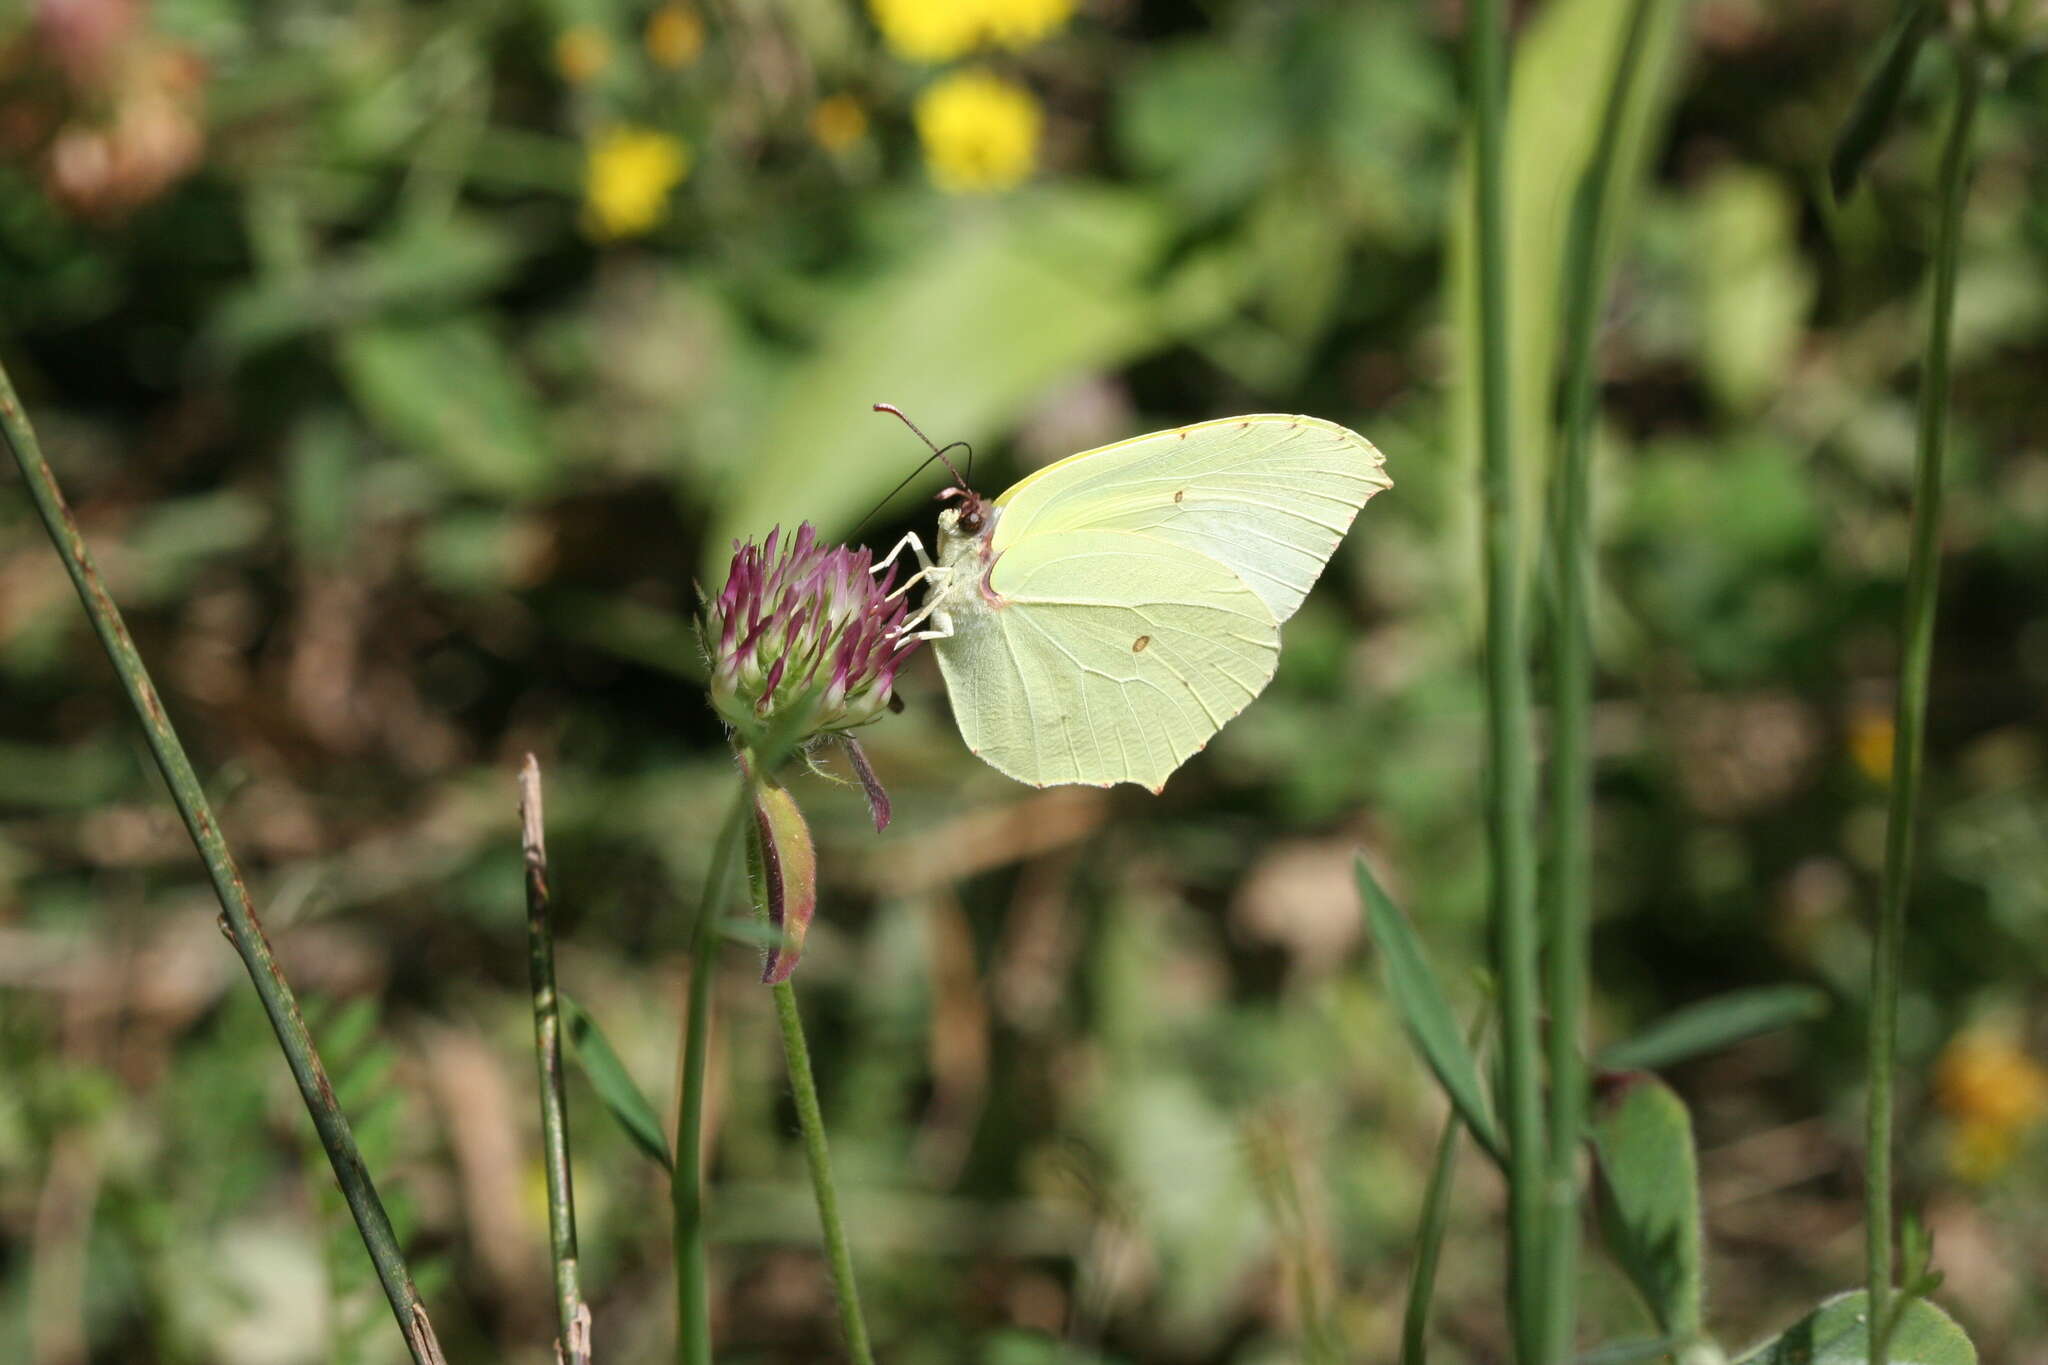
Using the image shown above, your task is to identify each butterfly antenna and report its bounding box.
[850,449,953,540]
[874,402,970,488]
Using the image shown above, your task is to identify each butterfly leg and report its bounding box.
[892,592,942,634]
[870,532,933,580]
[890,569,956,638]
[897,607,955,643]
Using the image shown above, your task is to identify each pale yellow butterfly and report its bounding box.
[873,408,1389,792]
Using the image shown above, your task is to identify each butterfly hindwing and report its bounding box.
[931,529,1279,790]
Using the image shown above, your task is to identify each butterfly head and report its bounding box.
[938,485,989,535]
[934,486,998,567]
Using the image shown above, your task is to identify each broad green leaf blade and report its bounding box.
[337,316,557,499]
[208,217,526,360]
[1689,168,1817,415]
[1734,1291,1976,1365]
[560,994,673,1173]
[1446,0,1685,609]
[1591,1073,1703,1339]
[1597,986,1829,1072]
[702,188,1184,577]
[1356,857,1505,1166]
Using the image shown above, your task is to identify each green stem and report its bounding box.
[1469,0,1547,1358]
[1868,43,1979,1365]
[772,979,876,1365]
[674,785,751,1365]
[1543,3,1661,1359]
[520,756,588,1364]
[1401,1094,1468,1365]
[0,363,445,1365]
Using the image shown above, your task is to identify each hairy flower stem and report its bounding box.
[674,784,752,1365]
[1543,3,1661,1359]
[1468,0,1547,1357]
[1868,42,1980,1365]
[521,756,589,1364]
[773,978,876,1365]
[0,361,444,1365]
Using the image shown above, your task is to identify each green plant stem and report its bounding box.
[520,756,589,1364]
[772,979,876,1365]
[674,784,752,1365]
[0,363,445,1365]
[1402,1070,1478,1365]
[1543,3,1660,1360]
[1401,1110,1462,1365]
[1469,0,1547,1358]
[1867,42,1980,1365]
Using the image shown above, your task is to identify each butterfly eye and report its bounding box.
[958,505,985,535]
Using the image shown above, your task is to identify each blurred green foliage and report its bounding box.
[2,1,2048,1363]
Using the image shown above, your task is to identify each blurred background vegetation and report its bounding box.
[2,0,2046,1361]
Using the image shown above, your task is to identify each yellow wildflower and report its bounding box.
[980,0,1076,50]
[1934,1028,2048,1181]
[809,94,869,153]
[914,69,1041,195]
[1847,707,1894,784]
[645,3,705,69]
[868,0,1075,64]
[582,127,690,241]
[869,0,983,62]
[554,26,612,85]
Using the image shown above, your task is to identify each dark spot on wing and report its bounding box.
[1172,489,1185,503]
[1132,635,1151,652]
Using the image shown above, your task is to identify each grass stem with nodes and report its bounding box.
[1542,2,1663,1357]
[0,358,446,1365]
[1467,0,1547,1356]
[521,756,591,1364]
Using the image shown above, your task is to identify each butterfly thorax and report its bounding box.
[926,502,1003,618]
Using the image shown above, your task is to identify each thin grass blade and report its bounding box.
[1357,857,1505,1166]
[1828,1,1941,198]
[1597,986,1830,1072]
[560,994,674,1173]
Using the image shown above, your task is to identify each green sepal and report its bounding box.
[753,777,818,984]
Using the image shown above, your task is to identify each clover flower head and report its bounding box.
[703,524,920,752]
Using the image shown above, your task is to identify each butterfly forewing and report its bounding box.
[991,414,1389,624]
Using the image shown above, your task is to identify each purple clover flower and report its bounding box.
[702,524,921,752]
